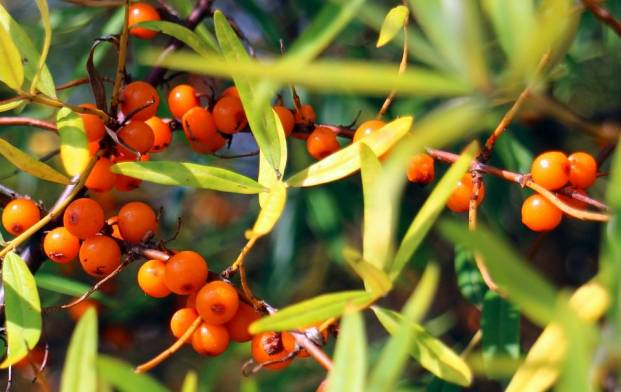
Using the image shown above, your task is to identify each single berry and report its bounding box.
[115,174,142,192]
[307,126,340,160]
[282,331,309,358]
[145,116,172,152]
[67,298,99,321]
[164,251,208,295]
[79,104,106,142]
[446,173,485,213]
[170,307,199,338]
[521,194,563,231]
[102,325,133,351]
[120,81,159,121]
[128,2,160,40]
[251,332,293,370]
[117,201,157,243]
[273,106,295,136]
[85,157,117,193]
[63,198,105,239]
[167,84,200,119]
[225,302,261,342]
[2,198,41,236]
[137,259,170,298]
[195,322,230,356]
[353,119,385,142]
[220,86,239,98]
[568,152,597,189]
[117,121,155,155]
[186,291,197,308]
[79,235,121,277]
[212,96,247,134]
[14,346,46,371]
[407,153,435,185]
[88,141,100,156]
[182,107,226,153]
[43,227,80,264]
[294,104,316,124]
[531,151,570,190]
[195,281,239,325]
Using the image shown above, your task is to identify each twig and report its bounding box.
[55,77,90,91]
[460,329,482,359]
[213,150,260,159]
[63,0,124,6]
[110,1,130,116]
[0,117,57,132]
[582,0,621,37]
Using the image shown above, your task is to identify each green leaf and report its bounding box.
[56,107,90,177]
[258,109,288,207]
[247,180,287,238]
[371,307,472,386]
[405,262,440,323]
[438,220,558,326]
[343,248,392,296]
[482,0,534,62]
[0,137,70,184]
[97,355,169,392]
[0,98,25,113]
[249,291,374,334]
[181,371,198,392]
[136,20,218,56]
[377,5,408,47]
[61,307,97,392]
[390,142,478,279]
[111,161,266,194]
[326,310,366,392]
[0,252,42,368]
[454,245,487,307]
[481,291,520,378]
[31,0,52,95]
[0,23,24,90]
[287,117,412,187]
[35,274,115,307]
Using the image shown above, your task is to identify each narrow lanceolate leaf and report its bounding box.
[247,180,287,238]
[343,248,392,296]
[258,109,288,208]
[181,371,198,392]
[454,245,487,307]
[371,307,472,387]
[406,262,440,323]
[60,308,98,392]
[377,5,409,47]
[0,252,42,368]
[136,20,218,56]
[481,291,520,377]
[0,138,70,184]
[111,161,266,194]
[482,0,534,63]
[56,107,90,176]
[249,291,374,334]
[389,142,478,279]
[326,310,366,392]
[0,99,24,113]
[31,0,52,95]
[287,117,412,188]
[97,355,169,392]
[0,23,24,90]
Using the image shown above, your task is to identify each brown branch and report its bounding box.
[63,0,124,6]
[0,117,57,132]
[582,0,621,37]
[110,1,130,116]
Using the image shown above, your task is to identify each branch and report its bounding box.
[582,0,621,37]
[0,117,57,132]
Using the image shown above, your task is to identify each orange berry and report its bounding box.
[282,331,309,358]
[220,86,239,98]
[195,322,230,356]
[568,152,597,189]
[353,119,385,142]
[294,104,316,124]
[128,2,160,40]
[225,302,261,342]
[446,173,485,213]
[182,107,226,153]
[170,307,199,338]
[213,96,247,134]
[167,84,200,119]
[117,201,157,243]
[145,116,172,152]
[137,260,170,298]
[88,141,100,156]
[43,227,80,264]
[273,106,295,136]
[64,198,105,239]
[186,291,197,308]
[115,174,142,192]
[307,126,340,160]
[14,346,46,370]
[120,81,159,121]
[251,332,293,370]
[79,235,121,277]
[85,157,117,192]
[531,151,570,190]
[79,104,106,142]
[67,298,99,321]
[521,194,563,231]
[164,251,208,295]
[407,153,435,185]
[102,325,133,351]
[117,121,155,155]
[2,198,40,236]
[195,281,239,325]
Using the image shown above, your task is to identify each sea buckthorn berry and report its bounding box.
[68,298,99,321]
[117,121,155,155]
[164,251,208,295]
[14,346,46,371]
[145,116,172,152]
[251,332,293,370]
[307,126,340,160]
[79,235,121,277]
[103,325,133,351]
[128,2,160,40]
[195,322,230,356]
[85,157,117,193]
[186,292,197,308]
[568,152,597,189]
[224,302,260,342]
[2,198,41,236]
[195,281,239,325]
[531,151,570,190]
[88,141,100,156]
[273,106,295,136]
[43,227,80,264]
[182,107,226,153]
[137,260,170,298]
[117,201,157,243]
[407,153,435,185]
[212,96,248,134]
[64,198,105,239]
[282,331,309,358]
[79,104,106,142]
[115,174,142,192]
[294,104,316,124]
[558,189,588,211]
[353,119,385,142]
[220,86,239,98]
[170,307,199,338]
[446,173,485,213]
[167,84,200,119]
[120,81,160,121]
[521,194,563,231]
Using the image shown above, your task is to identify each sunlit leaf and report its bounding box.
[405,262,440,323]
[249,291,374,334]
[31,0,52,95]
[481,291,520,378]
[136,20,218,56]
[111,161,266,194]
[35,274,115,307]
[258,109,288,208]
[247,180,287,238]
[0,23,24,90]
[0,99,24,113]
[0,138,70,184]
[326,309,366,392]
[343,248,392,296]
[56,107,90,177]
[0,252,42,368]
[377,5,408,47]
[97,355,169,392]
[482,0,534,62]
[60,307,97,392]
[181,371,198,392]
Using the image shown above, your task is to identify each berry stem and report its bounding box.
[0,117,58,132]
[109,1,130,116]
[582,0,621,37]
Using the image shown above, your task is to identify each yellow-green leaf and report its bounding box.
[0,252,42,368]
[0,23,24,90]
[181,371,198,392]
[326,309,366,392]
[377,5,408,47]
[0,99,24,113]
[246,180,287,238]
[56,107,90,176]
[60,307,97,392]
[258,109,288,208]
[0,138,70,184]
[343,248,392,296]
[31,0,51,95]
[97,355,169,392]
[136,20,218,56]
[287,117,412,187]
